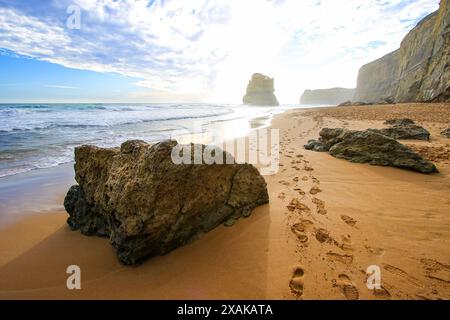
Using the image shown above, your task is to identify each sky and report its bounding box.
[0,0,441,103]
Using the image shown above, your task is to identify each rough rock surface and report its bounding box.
[300,88,355,105]
[375,118,431,140]
[369,125,431,141]
[442,127,450,138]
[354,0,450,103]
[64,139,269,265]
[243,73,279,106]
[304,128,438,173]
[304,128,347,152]
[384,118,416,126]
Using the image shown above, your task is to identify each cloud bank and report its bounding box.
[0,0,440,103]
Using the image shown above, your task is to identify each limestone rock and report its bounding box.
[64,140,269,265]
[305,128,438,173]
[243,73,279,106]
[354,0,450,103]
[300,88,355,105]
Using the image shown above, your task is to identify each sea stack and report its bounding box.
[243,73,280,106]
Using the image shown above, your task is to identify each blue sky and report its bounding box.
[0,0,440,103]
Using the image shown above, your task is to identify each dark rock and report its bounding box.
[384,118,415,126]
[441,127,450,138]
[304,128,347,152]
[243,73,279,106]
[338,100,353,107]
[64,140,269,265]
[305,128,438,174]
[369,125,430,141]
[353,101,372,106]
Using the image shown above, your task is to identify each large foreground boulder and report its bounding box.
[243,73,279,106]
[304,128,438,173]
[64,140,269,265]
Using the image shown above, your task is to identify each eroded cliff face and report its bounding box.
[243,73,280,106]
[354,0,449,103]
[300,88,355,105]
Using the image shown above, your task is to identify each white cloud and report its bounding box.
[0,0,441,103]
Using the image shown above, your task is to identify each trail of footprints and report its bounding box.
[281,124,448,300]
[278,142,362,299]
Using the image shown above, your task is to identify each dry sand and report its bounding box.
[0,103,449,300]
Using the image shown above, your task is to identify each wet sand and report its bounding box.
[0,103,449,299]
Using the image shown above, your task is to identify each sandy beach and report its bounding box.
[0,103,449,300]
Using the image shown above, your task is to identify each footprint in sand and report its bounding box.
[315,228,333,244]
[291,219,314,244]
[383,264,423,287]
[420,258,450,284]
[289,266,305,296]
[326,252,354,264]
[278,180,290,186]
[312,197,327,215]
[372,286,391,299]
[340,235,354,252]
[309,186,322,195]
[278,192,286,200]
[287,199,311,214]
[291,224,309,243]
[365,245,384,256]
[293,177,299,182]
[341,215,357,227]
[294,188,306,196]
[333,274,360,300]
[302,176,309,181]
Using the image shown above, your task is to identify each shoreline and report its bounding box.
[0,102,449,299]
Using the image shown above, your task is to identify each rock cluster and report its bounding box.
[305,128,438,173]
[337,97,395,107]
[243,73,279,106]
[64,139,269,265]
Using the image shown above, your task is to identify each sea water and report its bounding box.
[0,103,301,178]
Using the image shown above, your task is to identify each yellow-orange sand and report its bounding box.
[0,103,449,300]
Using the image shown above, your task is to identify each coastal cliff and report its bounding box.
[354,0,449,103]
[243,73,280,106]
[300,88,355,105]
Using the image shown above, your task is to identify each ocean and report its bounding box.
[0,103,301,178]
